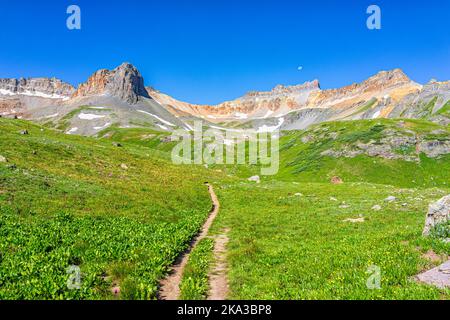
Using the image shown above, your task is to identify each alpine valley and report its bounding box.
[0,62,449,300]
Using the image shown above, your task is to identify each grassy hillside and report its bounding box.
[0,117,448,300]
[210,181,449,299]
[0,118,223,299]
[187,119,449,189]
[274,119,450,187]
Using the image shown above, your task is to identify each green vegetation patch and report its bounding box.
[179,238,215,300]
[0,118,223,299]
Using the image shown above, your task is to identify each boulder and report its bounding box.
[423,195,450,236]
[248,175,260,183]
[384,196,396,202]
[416,260,450,289]
[331,176,343,184]
[343,216,365,223]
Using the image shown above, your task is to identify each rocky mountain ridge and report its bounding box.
[0,63,449,135]
[0,77,75,99]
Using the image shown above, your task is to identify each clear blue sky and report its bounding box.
[0,0,449,105]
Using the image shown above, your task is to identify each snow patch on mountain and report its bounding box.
[137,110,175,127]
[78,113,106,120]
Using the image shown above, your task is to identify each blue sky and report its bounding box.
[0,0,449,104]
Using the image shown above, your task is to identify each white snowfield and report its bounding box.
[78,113,106,120]
[257,117,284,133]
[262,110,274,118]
[0,88,70,100]
[93,122,112,130]
[156,124,169,131]
[234,112,248,119]
[44,113,59,118]
[372,110,381,119]
[137,110,176,127]
[66,127,78,134]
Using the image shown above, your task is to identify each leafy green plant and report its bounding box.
[180,238,215,300]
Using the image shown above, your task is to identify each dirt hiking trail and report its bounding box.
[158,183,222,300]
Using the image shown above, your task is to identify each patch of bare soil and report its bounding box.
[207,229,230,300]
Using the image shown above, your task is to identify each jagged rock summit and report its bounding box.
[72,62,150,104]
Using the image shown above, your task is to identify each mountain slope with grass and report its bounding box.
[0,114,448,300]
[0,118,225,299]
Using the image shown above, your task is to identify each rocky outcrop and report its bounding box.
[423,195,450,236]
[0,77,75,98]
[321,128,450,162]
[0,98,23,116]
[416,260,450,289]
[72,62,150,104]
[390,80,450,123]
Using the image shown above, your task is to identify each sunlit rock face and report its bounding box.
[72,62,149,104]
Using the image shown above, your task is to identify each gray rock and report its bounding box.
[160,136,173,143]
[107,63,150,104]
[20,130,29,135]
[76,63,150,105]
[248,175,260,183]
[372,205,382,211]
[343,216,365,223]
[385,196,397,202]
[0,155,7,163]
[418,140,450,158]
[423,195,450,236]
[0,77,75,97]
[112,142,122,147]
[416,260,450,289]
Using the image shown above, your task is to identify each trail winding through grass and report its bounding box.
[158,183,221,300]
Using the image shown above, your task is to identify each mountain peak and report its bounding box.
[369,68,411,85]
[244,79,321,98]
[72,62,149,104]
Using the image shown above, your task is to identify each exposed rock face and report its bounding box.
[310,69,413,107]
[72,63,150,104]
[321,128,450,162]
[0,78,75,98]
[148,80,321,120]
[423,195,450,236]
[0,98,23,116]
[390,80,450,123]
[150,69,422,126]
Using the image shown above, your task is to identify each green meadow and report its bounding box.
[0,117,448,299]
